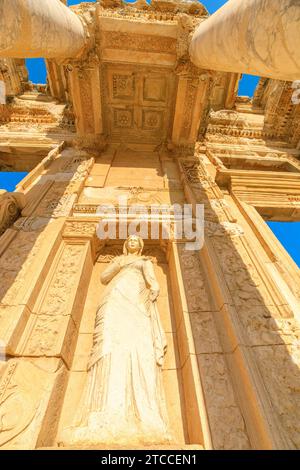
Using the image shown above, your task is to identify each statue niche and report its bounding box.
[61,235,170,446]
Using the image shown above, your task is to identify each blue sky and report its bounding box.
[267,222,300,267]
[0,172,27,191]
[2,0,300,267]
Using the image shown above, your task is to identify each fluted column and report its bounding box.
[0,0,87,59]
[190,0,300,81]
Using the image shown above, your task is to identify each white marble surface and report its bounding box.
[190,0,300,81]
[0,0,86,59]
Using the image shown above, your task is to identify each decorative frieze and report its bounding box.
[63,220,97,238]
[101,31,177,54]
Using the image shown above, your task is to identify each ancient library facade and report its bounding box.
[0,0,300,450]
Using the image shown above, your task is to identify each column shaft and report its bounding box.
[0,0,86,59]
[190,0,300,81]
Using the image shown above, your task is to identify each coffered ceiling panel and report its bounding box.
[103,64,176,144]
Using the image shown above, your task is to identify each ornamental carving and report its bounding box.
[98,0,207,20]
[77,69,95,134]
[31,244,85,319]
[13,216,51,232]
[0,104,56,125]
[0,361,35,448]
[32,182,80,218]
[0,360,65,449]
[101,31,177,54]
[0,192,20,236]
[182,80,198,134]
[0,230,47,305]
[180,159,215,187]
[178,246,210,312]
[63,220,97,238]
[112,74,135,100]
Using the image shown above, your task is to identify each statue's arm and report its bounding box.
[100,258,121,285]
[143,259,160,301]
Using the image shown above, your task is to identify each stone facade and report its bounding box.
[0,0,300,450]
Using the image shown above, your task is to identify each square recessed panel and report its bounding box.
[113,108,133,128]
[143,77,167,103]
[104,65,175,142]
[142,110,163,130]
[112,74,135,100]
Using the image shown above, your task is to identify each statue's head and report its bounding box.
[123,235,144,256]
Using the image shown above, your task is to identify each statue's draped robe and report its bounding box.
[63,255,169,445]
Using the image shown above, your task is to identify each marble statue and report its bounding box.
[61,235,169,446]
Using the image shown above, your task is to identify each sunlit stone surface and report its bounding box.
[0,0,300,451]
[190,0,300,81]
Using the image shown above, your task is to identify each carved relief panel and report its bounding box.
[103,64,176,143]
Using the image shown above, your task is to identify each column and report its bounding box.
[0,0,87,59]
[189,0,300,81]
